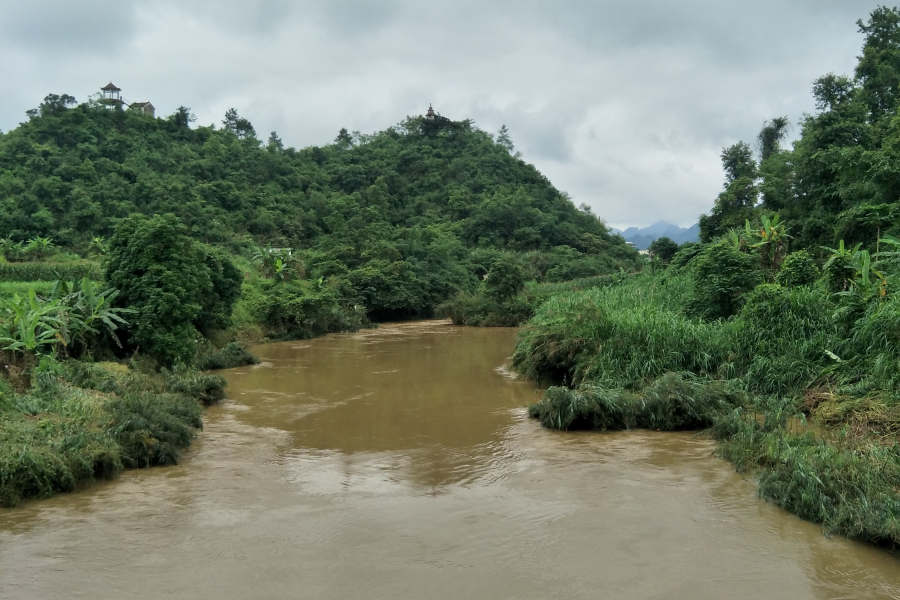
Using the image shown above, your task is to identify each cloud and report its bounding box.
[0,0,883,227]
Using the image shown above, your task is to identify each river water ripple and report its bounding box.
[1,321,899,599]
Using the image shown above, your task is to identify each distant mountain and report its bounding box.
[612,222,699,250]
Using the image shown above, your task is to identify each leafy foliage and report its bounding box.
[104,214,240,368]
[687,240,762,320]
[775,250,820,287]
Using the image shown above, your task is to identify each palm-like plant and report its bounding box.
[25,237,54,261]
[0,237,25,263]
[50,277,132,352]
[821,240,861,292]
[89,236,109,256]
[0,289,65,354]
[0,279,132,357]
[251,245,296,282]
[745,214,790,273]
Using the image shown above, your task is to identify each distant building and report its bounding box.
[129,101,155,117]
[425,104,435,120]
[99,82,123,110]
[99,82,156,117]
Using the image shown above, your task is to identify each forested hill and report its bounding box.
[0,98,638,318]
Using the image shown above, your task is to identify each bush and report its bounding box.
[252,280,365,340]
[196,342,260,371]
[735,284,838,395]
[775,250,820,287]
[687,240,762,320]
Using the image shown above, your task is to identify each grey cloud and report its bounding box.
[1,0,137,52]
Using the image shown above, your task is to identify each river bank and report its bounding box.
[0,361,225,507]
[513,271,900,548]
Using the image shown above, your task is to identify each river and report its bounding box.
[1,321,899,599]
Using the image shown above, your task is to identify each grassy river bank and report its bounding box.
[510,270,900,548]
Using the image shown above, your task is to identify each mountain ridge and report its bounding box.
[611,221,699,250]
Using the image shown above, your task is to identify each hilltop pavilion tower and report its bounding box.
[99,82,123,110]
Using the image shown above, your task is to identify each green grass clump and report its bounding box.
[511,273,738,387]
[529,373,746,431]
[0,361,218,507]
[196,342,261,371]
[714,408,900,546]
[513,269,900,548]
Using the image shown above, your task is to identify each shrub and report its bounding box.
[687,240,762,320]
[196,342,260,371]
[252,280,365,339]
[775,250,820,287]
[735,284,838,395]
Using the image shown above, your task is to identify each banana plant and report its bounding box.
[0,237,25,262]
[821,240,860,292]
[89,236,109,256]
[50,277,132,350]
[25,237,54,261]
[0,289,65,354]
[746,214,790,273]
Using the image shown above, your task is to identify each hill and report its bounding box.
[0,97,639,320]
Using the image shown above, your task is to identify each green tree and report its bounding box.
[485,256,527,302]
[195,247,243,336]
[104,214,212,367]
[699,142,759,242]
[688,240,762,320]
[648,237,679,263]
[856,6,900,122]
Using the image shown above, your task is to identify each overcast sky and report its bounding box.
[0,0,885,228]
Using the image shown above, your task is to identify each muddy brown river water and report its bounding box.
[2,321,900,599]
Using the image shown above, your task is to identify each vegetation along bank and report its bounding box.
[513,6,900,549]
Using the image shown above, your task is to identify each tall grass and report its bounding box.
[529,373,746,431]
[513,270,900,547]
[0,262,100,282]
[439,273,622,328]
[511,273,739,387]
[714,408,900,546]
[0,361,220,507]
